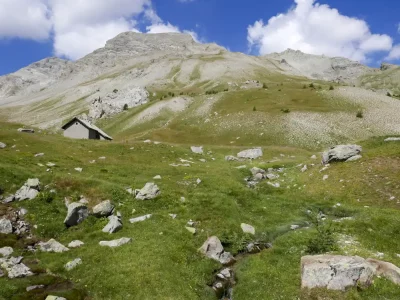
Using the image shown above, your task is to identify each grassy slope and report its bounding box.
[1,121,400,299]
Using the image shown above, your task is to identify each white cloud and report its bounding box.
[0,0,201,60]
[0,0,52,40]
[386,44,400,61]
[247,0,393,62]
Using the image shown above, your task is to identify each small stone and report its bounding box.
[34,153,44,157]
[68,240,84,248]
[190,146,204,154]
[180,197,186,202]
[46,162,56,167]
[301,165,308,172]
[237,148,263,159]
[196,178,202,185]
[143,139,151,143]
[99,156,106,160]
[291,225,300,230]
[310,155,317,159]
[102,215,122,233]
[38,239,69,253]
[0,218,12,234]
[65,258,82,271]
[185,227,196,234]
[0,142,6,149]
[169,214,177,219]
[26,285,45,292]
[0,247,13,257]
[130,214,152,223]
[74,167,83,172]
[99,237,132,247]
[153,175,162,180]
[241,223,255,235]
[199,159,206,163]
[323,175,329,181]
[45,296,67,300]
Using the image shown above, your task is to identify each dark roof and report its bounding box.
[62,117,113,140]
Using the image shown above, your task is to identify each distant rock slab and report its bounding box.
[385,137,400,142]
[237,148,263,159]
[99,237,132,248]
[322,145,362,164]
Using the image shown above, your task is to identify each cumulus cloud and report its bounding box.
[247,0,393,62]
[386,44,400,61]
[0,0,52,40]
[0,0,201,60]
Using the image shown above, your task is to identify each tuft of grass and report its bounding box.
[356,110,364,118]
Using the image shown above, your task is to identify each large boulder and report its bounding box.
[198,236,235,265]
[7,263,33,278]
[38,239,69,253]
[237,148,263,159]
[301,255,375,291]
[0,247,13,257]
[322,145,362,164]
[0,218,12,234]
[64,202,88,227]
[367,258,400,285]
[102,215,122,233]
[135,183,160,200]
[92,200,114,217]
[14,178,40,201]
[99,237,132,248]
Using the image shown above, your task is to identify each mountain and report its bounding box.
[0,32,399,147]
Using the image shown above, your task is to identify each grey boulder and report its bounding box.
[92,200,114,217]
[301,255,375,291]
[38,239,69,253]
[7,263,33,278]
[198,236,235,265]
[0,218,12,234]
[237,148,263,159]
[322,145,362,164]
[102,215,122,233]
[64,202,88,227]
[135,183,160,200]
[99,237,132,248]
[14,178,41,201]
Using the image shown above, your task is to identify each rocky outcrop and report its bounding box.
[64,202,88,227]
[322,145,362,164]
[88,87,149,119]
[135,183,160,200]
[198,236,235,265]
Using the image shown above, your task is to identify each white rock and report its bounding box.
[99,237,132,248]
[169,214,177,219]
[198,236,235,265]
[310,155,317,159]
[135,183,160,200]
[384,137,400,142]
[301,165,308,172]
[153,175,162,180]
[34,153,44,157]
[7,263,33,278]
[0,218,12,234]
[38,239,69,253]
[196,178,202,184]
[102,215,122,233]
[68,240,84,248]
[46,162,56,167]
[92,200,114,218]
[65,258,82,271]
[130,214,152,223]
[74,167,83,172]
[323,175,329,181]
[0,142,6,149]
[241,223,255,235]
[190,146,204,154]
[0,247,13,257]
[237,148,263,159]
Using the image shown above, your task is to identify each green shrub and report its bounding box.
[387,92,392,97]
[306,214,337,254]
[303,85,307,89]
[309,83,314,88]
[253,106,257,111]
[329,85,334,90]
[37,191,55,204]
[262,83,268,89]
[281,108,290,113]
[123,104,128,111]
[356,110,363,118]
[113,89,118,93]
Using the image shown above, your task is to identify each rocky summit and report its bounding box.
[0,29,400,300]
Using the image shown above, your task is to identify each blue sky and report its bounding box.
[0,0,399,75]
